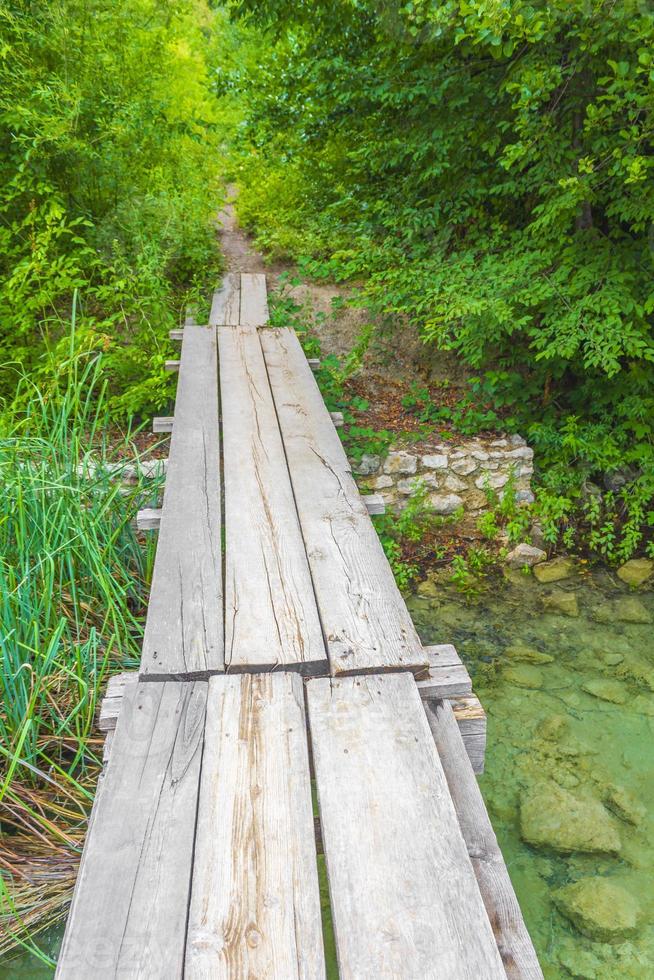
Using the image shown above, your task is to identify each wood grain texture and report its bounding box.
[186,673,325,979]
[153,416,174,433]
[220,326,327,673]
[424,698,543,979]
[239,272,268,326]
[210,272,240,325]
[136,507,162,531]
[260,327,427,677]
[307,673,505,979]
[140,324,223,679]
[57,680,207,978]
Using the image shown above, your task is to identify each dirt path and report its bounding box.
[216,189,457,382]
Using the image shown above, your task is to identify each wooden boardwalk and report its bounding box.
[57,274,542,978]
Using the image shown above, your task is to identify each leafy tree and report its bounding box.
[227,0,654,553]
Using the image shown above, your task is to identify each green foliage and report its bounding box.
[0,349,159,956]
[227,0,654,554]
[0,0,222,415]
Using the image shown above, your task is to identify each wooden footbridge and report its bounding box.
[57,274,542,978]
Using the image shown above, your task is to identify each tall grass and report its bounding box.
[0,350,162,964]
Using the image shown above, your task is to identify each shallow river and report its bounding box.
[408,565,654,979]
[3,567,652,978]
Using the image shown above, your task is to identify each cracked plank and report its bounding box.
[307,673,506,979]
[56,680,207,978]
[210,272,240,325]
[140,324,223,679]
[220,326,327,673]
[423,698,543,978]
[260,327,427,677]
[186,673,324,979]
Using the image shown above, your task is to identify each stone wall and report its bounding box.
[354,435,534,514]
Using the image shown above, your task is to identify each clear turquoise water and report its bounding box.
[408,567,654,979]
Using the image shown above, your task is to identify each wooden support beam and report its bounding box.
[417,643,473,699]
[307,672,506,977]
[308,358,320,371]
[423,698,543,979]
[362,493,385,516]
[152,416,174,433]
[169,328,184,341]
[186,673,325,976]
[330,411,344,427]
[164,359,180,373]
[136,507,162,531]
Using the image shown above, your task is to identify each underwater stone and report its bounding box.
[504,665,544,688]
[505,643,554,664]
[582,678,627,704]
[614,596,652,625]
[554,879,640,942]
[542,589,579,617]
[604,785,646,826]
[520,783,621,855]
[617,558,653,588]
[533,556,577,583]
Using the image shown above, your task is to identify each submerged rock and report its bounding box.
[614,596,652,625]
[554,878,640,942]
[582,678,627,704]
[504,643,554,665]
[617,558,653,588]
[504,665,544,689]
[533,557,577,583]
[520,783,621,855]
[604,785,646,826]
[542,589,579,617]
[505,543,546,568]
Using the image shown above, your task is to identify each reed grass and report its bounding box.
[0,347,163,964]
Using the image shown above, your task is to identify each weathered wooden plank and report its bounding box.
[170,328,184,341]
[239,272,268,326]
[260,327,427,677]
[330,411,344,427]
[153,416,174,433]
[186,673,325,979]
[210,272,240,326]
[220,326,326,673]
[165,359,181,372]
[307,673,505,978]
[140,324,223,679]
[417,643,473,699]
[424,698,543,979]
[136,507,162,531]
[57,680,207,978]
[362,493,386,515]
